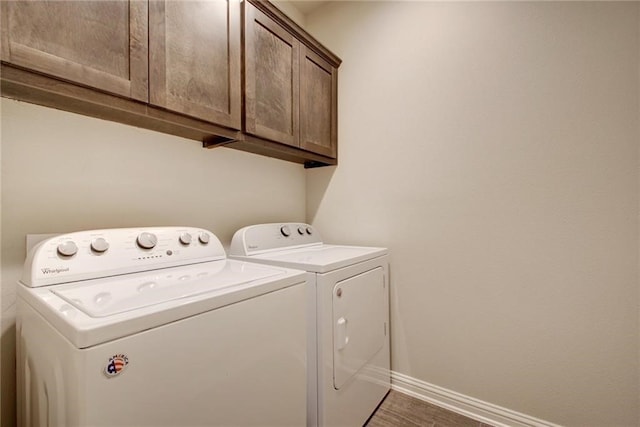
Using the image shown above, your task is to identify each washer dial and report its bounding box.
[179,233,193,245]
[90,238,109,253]
[280,225,292,237]
[136,232,158,250]
[57,241,78,257]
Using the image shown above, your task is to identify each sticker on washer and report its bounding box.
[104,354,129,378]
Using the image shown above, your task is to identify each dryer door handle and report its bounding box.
[336,317,349,350]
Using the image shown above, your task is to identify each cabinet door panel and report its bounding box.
[149,0,241,129]
[244,3,299,147]
[300,46,337,158]
[0,0,148,101]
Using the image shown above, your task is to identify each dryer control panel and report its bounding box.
[230,223,323,256]
[21,227,225,287]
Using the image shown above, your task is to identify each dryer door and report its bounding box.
[332,266,385,390]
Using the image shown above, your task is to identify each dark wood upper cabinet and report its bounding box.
[242,1,341,162]
[149,0,241,129]
[244,4,300,147]
[300,46,337,158]
[0,0,149,102]
[1,0,340,166]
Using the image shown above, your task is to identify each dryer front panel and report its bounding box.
[332,266,385,390]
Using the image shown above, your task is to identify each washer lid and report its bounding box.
[18,259,306,348]
[51,260,282,317]
[247,245,387,273]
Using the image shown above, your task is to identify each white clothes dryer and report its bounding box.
[17,227,308,427]
[230,223,390,427]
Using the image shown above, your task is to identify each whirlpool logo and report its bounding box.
[41,267,70,275]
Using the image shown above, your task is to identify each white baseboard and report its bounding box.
[390,371,563,427]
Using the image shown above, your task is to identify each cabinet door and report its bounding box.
[0,0,148,102]
[244,3,299,147]
[300,46,337,158]
[149,0,241,129]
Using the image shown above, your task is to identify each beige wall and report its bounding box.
[273,0,306,27]
[306,2,640,426]
[0,98,306,426]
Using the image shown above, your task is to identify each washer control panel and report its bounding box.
[22,227,225,287]
[230,223,322,256]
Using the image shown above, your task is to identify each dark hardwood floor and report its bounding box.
[366,390,494,427]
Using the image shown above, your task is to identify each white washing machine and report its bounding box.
[17,226,308,427]
[229,223,390,427]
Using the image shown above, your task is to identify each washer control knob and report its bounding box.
[137,232,158,250]
[297,227,305,235]
[198,232,210,245]
[90,238,109,253]
[57,241,78,257]
[280,225,291,237]
[179,233,193,245]
[306,227,313,235]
